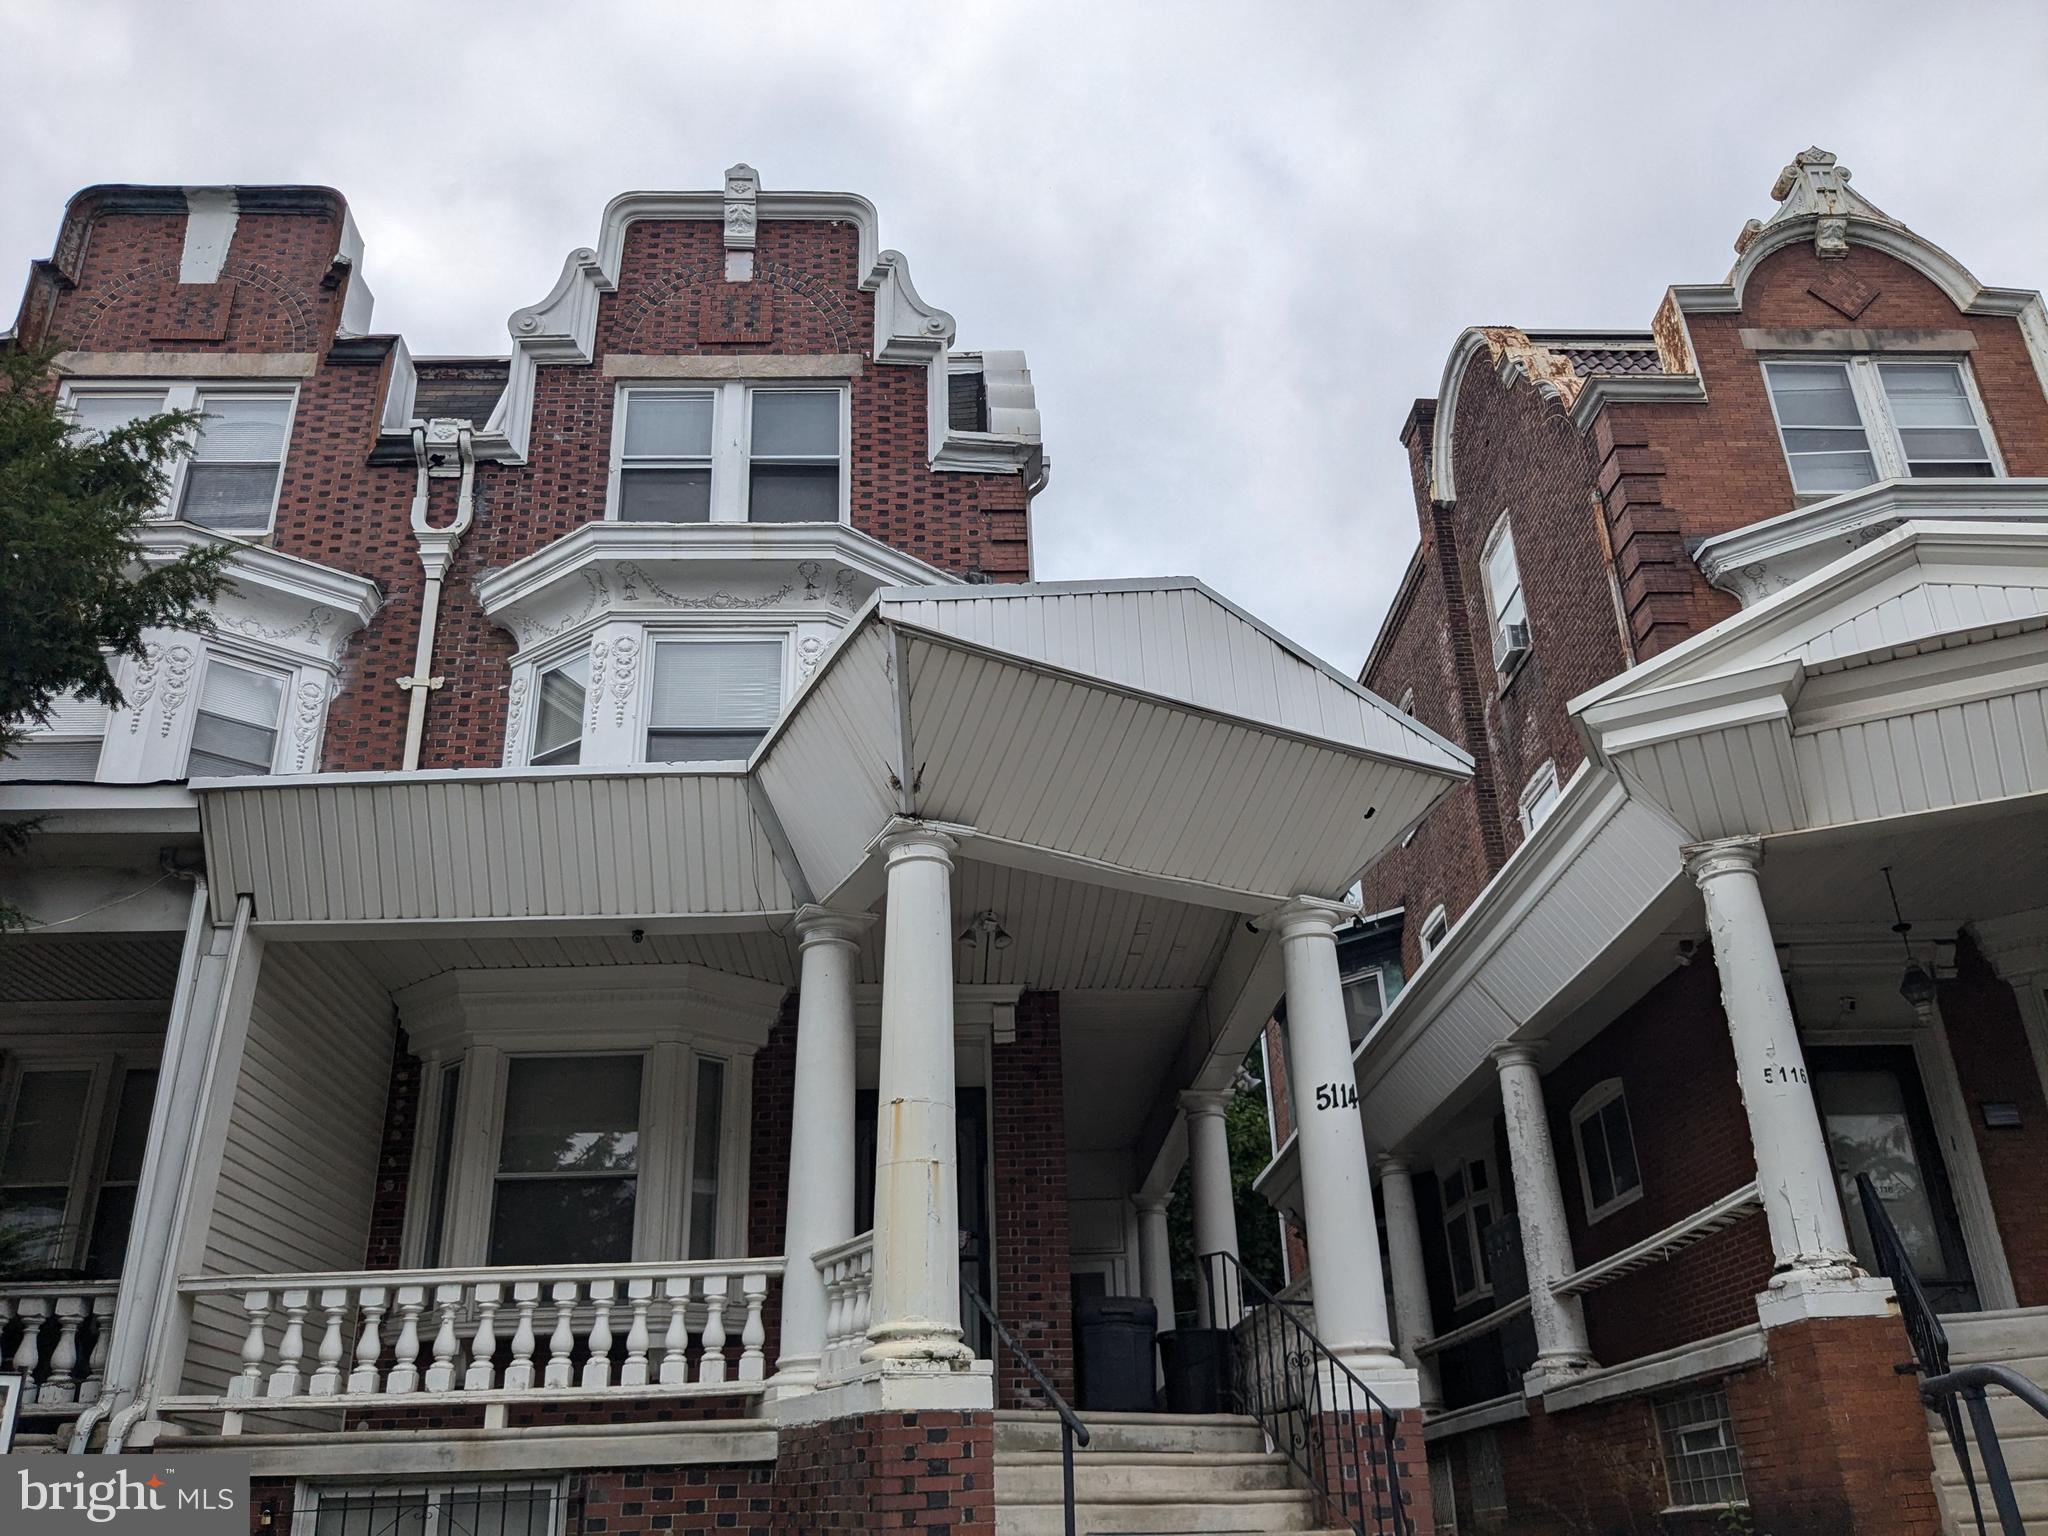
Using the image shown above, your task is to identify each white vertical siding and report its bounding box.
[1794,684,2048,827]
[183,944,395,1395]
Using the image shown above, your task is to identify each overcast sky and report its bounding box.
[6,1,2047,674]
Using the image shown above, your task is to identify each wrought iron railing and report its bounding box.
[1201,1251,1412,1536]
[961,1285,1089,1536]
[1857,1172,2044,1536]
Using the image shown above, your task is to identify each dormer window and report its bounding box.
[610,383,848,525]
[1763,358,1997,495]
[646,638,783,763]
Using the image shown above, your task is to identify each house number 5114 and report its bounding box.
[1314,1082,1359,1111]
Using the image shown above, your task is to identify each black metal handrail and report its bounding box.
[961,1285,1089,1536]
[1857,1173,2047,1536]
[1201,1251,1412,1536]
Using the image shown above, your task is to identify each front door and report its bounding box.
[1810,1046,1979,1313]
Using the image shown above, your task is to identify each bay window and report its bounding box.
[610,382,848,524]
[1762,357,1997,495]
[185,656,287,777]
[488,1056,642,1267]
[646,638,782,763]
[65,383,295,534]
[530,654,589,766]
[0,1054,159,1277]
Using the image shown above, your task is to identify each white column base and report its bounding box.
[1327,1355,1424,1413]
[763,1360,820,1403]
[1755,1269,1896,1329]
[766,1357,995,1426]
[1521,1355,1600,1398]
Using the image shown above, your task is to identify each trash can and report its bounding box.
[1158,1327,1232,1415]
[1074,1295,1159,1412]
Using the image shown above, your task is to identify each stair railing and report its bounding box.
[961,1285,1089,1536]
[1201,1250,1412,1536]
[1856,1171,2045,1536]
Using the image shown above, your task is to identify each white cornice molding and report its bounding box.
[395,964,789,1060]
[1567,370,1708,431]
[1427,328,1494,503]
[1579,659,1804,759]
[473,521,958,651]
[1695,479,2048,605]
[137,525,381,664]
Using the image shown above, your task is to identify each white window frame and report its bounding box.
[60,380,298,536]
[527,651,590,768]
[1437,1150,1497,1309]
[1518,760,1561,835]
[1570,1078,1645,1224]
[296,1478,569,1536]
[641,632,787,766]
[1340,963,1388,1049]
[1480,513,1528,681]
[184,649,292,779]
[607,381,851,525]
[0,1042,161,1277]
[405,1031,752,1270]
[1761,354,2004,497]
[1419,905,1450,961]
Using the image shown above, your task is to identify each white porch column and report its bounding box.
[1273,899,1405,1386]
[1491,1044,1596,1379]
[770,905,872,1398]
[1135,1195,1177,1336]
[863,822,974,1371]
[1686,837,1888,1325]
[1181,1090,1242,1326]
[1376,1156,1442,1410]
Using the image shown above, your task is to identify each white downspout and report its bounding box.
[398,422,476,771]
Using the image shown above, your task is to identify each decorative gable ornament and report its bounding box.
[1736,147,1898,261]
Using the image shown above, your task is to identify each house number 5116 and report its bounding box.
[1314,1082,1359,1111]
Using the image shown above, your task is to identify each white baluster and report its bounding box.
[659,1277,691,1386]
[621,1279,653,1388]
[698,1274,728,1385]
[266,1289,309,1398]
[581,1279,616,1389]
[504,1282,540,1391]
[466,1283,501,1391]
[821,1263,844,1360]
[385,1286,425,1394]
[228,1292,270,1401]
[79,1294,111,1405]
[37,1296,84,1404]
[12,1297,48,1394]
[424,1284,463,1393]
[349,1286,387,1394]
[738,1272,769,1383]
[310,1289,348,1396]
[544,1282,577,1389]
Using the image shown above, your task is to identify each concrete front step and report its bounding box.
[998,1450,1298,1502]
[996,1410,1268,1458]
[1928,1309,2048,1533]
[993,1491,1323,1536]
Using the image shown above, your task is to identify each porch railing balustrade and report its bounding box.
[0,1282,119,1412]
[813,1230,874,1385]
[156,1257,782,1433]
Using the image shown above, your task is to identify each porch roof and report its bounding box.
[194,578,1472,933]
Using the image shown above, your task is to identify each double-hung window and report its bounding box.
[186,657,286,777]
[1340,964,1387,1048]
[1763,357,1997,494]
[646,638,782,762]
[66,385,294,533]
[0,1058,158,1277]
[1519,761,1561,835]
[611,383,847,524]
[1571,1079,1643,1222]
[1419,905,1450,960]
[1440,1155,1496,1307]
[1482,516,1528,678]
[530,654,590,766]
[488,1056,642,1267]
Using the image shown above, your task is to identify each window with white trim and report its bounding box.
[489,1055,641,1267]
[1655,1387,1746,1510]
[1419,905,1450,960]
[1481,515,1528,678]
[1762,357,1998,495]
[610,382,847,524]
[297,1479,565,1536]
[185,656,287,777]
[1571,1078,1643,1223]
[0,690,110,782]
[1340,963,1388,1048]
[65,383,295,533]
[529,653,589,766]
[1439,1153,1496,1307]
[646,637,783,762]
[0,1055,158,1277]
[1518,760,1561,835]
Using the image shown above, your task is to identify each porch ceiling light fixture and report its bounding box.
[1882,865,1938,1022]
[957,909,1013,950]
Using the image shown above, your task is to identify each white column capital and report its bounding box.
[792,904,876,950]
[1970,910,2048,983]
[1132,1193,1171,1218]
[1262,896,1356,944]
[1179,1088,1234,1122]
[1373,1152,1411,1178]
[1490,1040,1544,1073]
[872,817,970,867]
[1683,836,1764,886]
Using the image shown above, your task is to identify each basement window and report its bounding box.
[298,1479,565,1536]
[1762,357,1998,495]
[1656,1387,1747,1511]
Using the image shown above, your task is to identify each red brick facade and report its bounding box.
[991,991,1075,1407]
[250,1465,779,1536]
[769,1411,994,1534]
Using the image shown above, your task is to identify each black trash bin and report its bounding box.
[1074,1295,1158,1412]
[1158,1327,1231,1415]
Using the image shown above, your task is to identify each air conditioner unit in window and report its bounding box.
[1497,620,1531,670]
